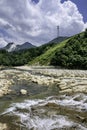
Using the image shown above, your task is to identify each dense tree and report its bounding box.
[84,28,87,38]
[50,30,87,69]
[0,42,56,66]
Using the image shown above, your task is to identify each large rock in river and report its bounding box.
[20,89,27,95]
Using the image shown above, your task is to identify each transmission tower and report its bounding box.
[57,25,59,38]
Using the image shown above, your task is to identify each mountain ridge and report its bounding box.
[3,42,35,52]
[48,36,68,44]
[0,30,87,69]
[30,30,87,69]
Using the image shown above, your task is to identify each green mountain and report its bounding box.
[50,31,87,69]
[29,30,87,69]
[29,39,68,65]
[0,30,87,69]
[28,36,68,65]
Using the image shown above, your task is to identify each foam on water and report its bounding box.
[19,115,74,130]
[2,93,87,130]
[44,93,87,111]
[56,93,87,111]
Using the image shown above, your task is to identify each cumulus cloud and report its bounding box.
[0,0,86,46]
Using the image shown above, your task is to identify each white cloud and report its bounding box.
[0,37,7,47]
[0,0,86,46]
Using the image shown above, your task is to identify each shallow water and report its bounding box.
[1,68,87,129]
[0,93,87,130]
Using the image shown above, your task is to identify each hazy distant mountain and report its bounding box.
[17,42,35,50]
[48,36,68,44]
[4,43,17,52]
[4,42,35,52]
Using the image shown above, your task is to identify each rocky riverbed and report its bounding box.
[0,66,87,130]
[0,66,87,97]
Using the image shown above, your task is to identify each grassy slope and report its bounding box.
[29,39,69,65]
[29,32,84,66]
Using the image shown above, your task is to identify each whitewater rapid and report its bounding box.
[1,93,87,130]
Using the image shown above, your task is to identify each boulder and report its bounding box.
[0,123,7,130]
[20,89,27,95]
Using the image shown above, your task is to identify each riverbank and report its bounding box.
[0,66,87,97]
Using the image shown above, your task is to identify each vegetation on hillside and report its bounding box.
[0,42,56,66]
[0,30,87,69]
[50,29,87,69]
[29,40,67,65]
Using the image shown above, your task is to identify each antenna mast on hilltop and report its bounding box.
[57,25,59,38]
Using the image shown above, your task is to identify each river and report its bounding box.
[0,67,87,130]
[0,86,87,130]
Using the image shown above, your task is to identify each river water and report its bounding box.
[0,68,87,129]
[0,89,87,130]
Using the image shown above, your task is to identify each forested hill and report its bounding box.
[50,29,87,69]
[0,36,67,66]
[0,29,87,69]
[29,29,87,69]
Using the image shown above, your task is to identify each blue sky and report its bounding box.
[0,0,87,47]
